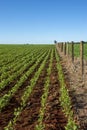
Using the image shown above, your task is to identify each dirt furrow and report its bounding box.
[0,60,36,97]
[14,61,49,130]
[43,58,67,130]
[0,59,46,130]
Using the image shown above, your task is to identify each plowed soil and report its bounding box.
[57,46,87,130]
[0,58,42,97]
[43,59,67,130]
[0,57,47,130]
[0,52,68,130]
[14,63,48,130]
[14,56,67,130]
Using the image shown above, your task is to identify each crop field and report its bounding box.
[68,42,87,59]
[0,45,78,130]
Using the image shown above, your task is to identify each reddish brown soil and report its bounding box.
[0,56,48,130]
[0,97,20,130]
[43,59,67,130]
[14,57,67,130]
[14,62,49,130]
[57,47,87,130]
[0,60,36,97]
[0,52,69,130]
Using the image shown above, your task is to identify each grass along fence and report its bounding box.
[55,41,87,79]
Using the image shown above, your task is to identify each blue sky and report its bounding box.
[0,0,87,44]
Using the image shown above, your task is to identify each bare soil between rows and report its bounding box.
[14,62,49,130]
[0,57,47,130]
[43,59,67,130]
[57,47,87,130]
[0,52,72,130]
[14,56,67,130]
[0,59,39,97]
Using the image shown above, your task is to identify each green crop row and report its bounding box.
[0,48,48,91]
[67,42,87,59]
[0,49,48,111]
[0,45,48,76]
[55,49,79,130]
[0,45,33,67]
[35,49,53,130]
[0,45,51,68]
[0,48,35,77]
[4,48,51,130]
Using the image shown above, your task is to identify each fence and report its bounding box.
[55,41,87,79]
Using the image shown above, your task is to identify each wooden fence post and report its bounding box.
[65,42,67,55]
[59,42,61,50]
[67,42,69,56]
[58,43,60,48]
[62,42,64,53]
[61,42,63,52]
[63,42,66,55]
[63,42,64,53]
[57,43,59,49]
[59,43,60,48]
[80,41,84,77]
[71,41,74,63]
